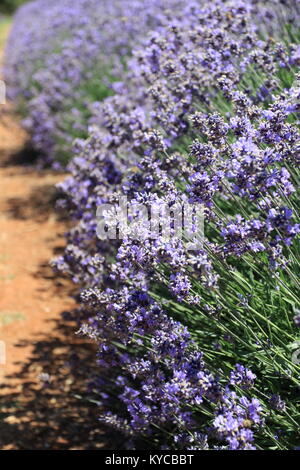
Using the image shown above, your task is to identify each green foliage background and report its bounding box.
[0,0,29,15]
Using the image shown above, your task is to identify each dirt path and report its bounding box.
[0,21,112,450]
[0,109,75,385]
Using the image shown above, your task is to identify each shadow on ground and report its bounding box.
[0,309,119,450]
[3,182,68,223]
[1,139,68,224]
[0,108,120,450]
[0,144,40,168]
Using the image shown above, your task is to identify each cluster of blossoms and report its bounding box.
[51,1,300,449]
[7,0,300,450]
[4,0,187,164]
[58,0,300,279]
[79,288,263,449]
[5,0,300,165]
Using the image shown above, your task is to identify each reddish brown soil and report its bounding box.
[0,35,114,450]
[0,108,74,386]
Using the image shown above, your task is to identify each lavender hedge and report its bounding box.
[4,0,186,165]
[6,0,300,450]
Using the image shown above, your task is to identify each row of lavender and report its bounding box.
[4,0,187,165]
[7,0,300,449]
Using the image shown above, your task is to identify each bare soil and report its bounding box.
[0,24,114,450]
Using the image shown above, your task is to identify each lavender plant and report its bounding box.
[52,0,300,449]
[4,0,186,165]
[6,0,300,450]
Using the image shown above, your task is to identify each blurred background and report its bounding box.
[0,1,29,15]
[0,1,29,45]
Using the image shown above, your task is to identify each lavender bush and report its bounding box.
[4,0,186,165]
[6,0,300,450]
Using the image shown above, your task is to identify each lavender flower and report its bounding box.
[9,0,300,450]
